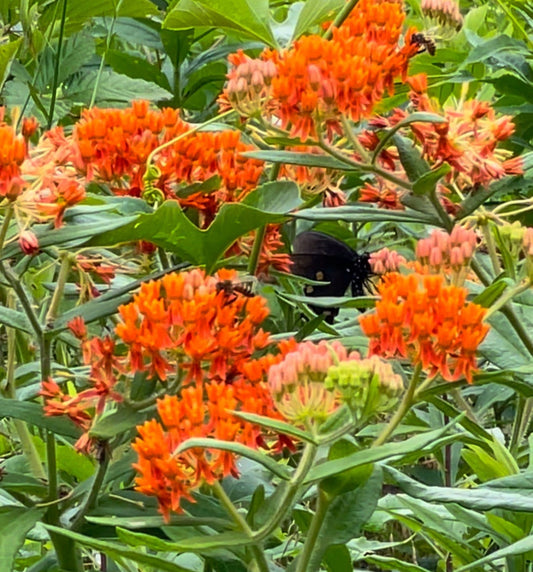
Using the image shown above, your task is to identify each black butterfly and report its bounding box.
[291,231,372,323]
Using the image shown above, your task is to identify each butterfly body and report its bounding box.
[291,231,371,322]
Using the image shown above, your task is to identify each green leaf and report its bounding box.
[292,0,342,39]
[0,398,81,439]
[43,525,196,572]
[105,50,171,91]
[230,410,316,444]
[393,134,430,182]
[0,217,138,260]
[0,306,32,333]
[309,466,383,570]
[164,0,277,47]
[242,150,352,170]
[89,406,148,440]
[412,163,451,195]
[364,555,428,572]
[41,0,158,35]
[293,204,439,225]
[473,279,509,308]
[0,473,48,496]
[117,526,252,552]
[385,466,533,511]
[304,422,461,484]
[64,69,172,105]
[175,437,291,481]
[89,181,302,272]
[0,507,45,570]
[456,535,533,571]
[0,38,21,91]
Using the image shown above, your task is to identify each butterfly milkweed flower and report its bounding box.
[224,0,418,141]
[267,340,358,426]
[359,273,489,383]
[421,0,463,29]
[325,355,404,417]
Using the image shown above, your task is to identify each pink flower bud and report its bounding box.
[19,230,39,255]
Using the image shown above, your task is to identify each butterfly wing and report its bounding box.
[291,232,358,322]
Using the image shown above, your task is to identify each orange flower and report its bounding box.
[115,268,275,385]
[0,122,27,198]
[359,273,489,383]
[73,102,264,222]
[251,0,418,140]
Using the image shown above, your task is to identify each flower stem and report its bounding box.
[3,292,46,480]
[294,488,332,572]
[318,136,413,191]
[323,0,359,39]
[212,481,269,572]
[45,251,73,324]
[253,441,318,541]
[247,224,266,276]
[47,0,68,129]
[510,396,533,456]
[71,446,110,531]
[373,363,421,447]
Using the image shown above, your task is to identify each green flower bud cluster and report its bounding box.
[324,355,403,419]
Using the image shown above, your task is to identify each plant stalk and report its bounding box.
[373,363,421,447]
[212,481,269,572]
[294,487,332,572]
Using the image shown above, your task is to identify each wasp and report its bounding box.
[411,33,436,56]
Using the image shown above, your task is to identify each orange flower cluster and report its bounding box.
[255,0,418,139]
[73,101,264,221]
[405,75,521,189]
[40,331,124,454]
[359,273,489,383]
[0,120,27,198]
[133,376,281,519]
[115,268,275,384]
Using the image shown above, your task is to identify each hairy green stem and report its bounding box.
[318,136,413,191]
[71,448,110,531]
[373,364,421,447]
[294,488,332,572]
[429,189,453,231]
[323,0,360,39]
[247,225,266,276]
[47,0,68,129]
[212,481,268,572]
[253,442,318,542]
[45,252,72,324]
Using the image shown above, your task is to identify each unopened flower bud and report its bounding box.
[19,230,39,255]
[324,355,403,417]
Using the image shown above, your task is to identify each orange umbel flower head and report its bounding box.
[359,273,489,383]
[0,120,27,198]
[268,340,358,426]
[115,268,275,387]
[256,0,418,140]
[73,102,263,222]
[404,79,521,190]
[415,225,477,285]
